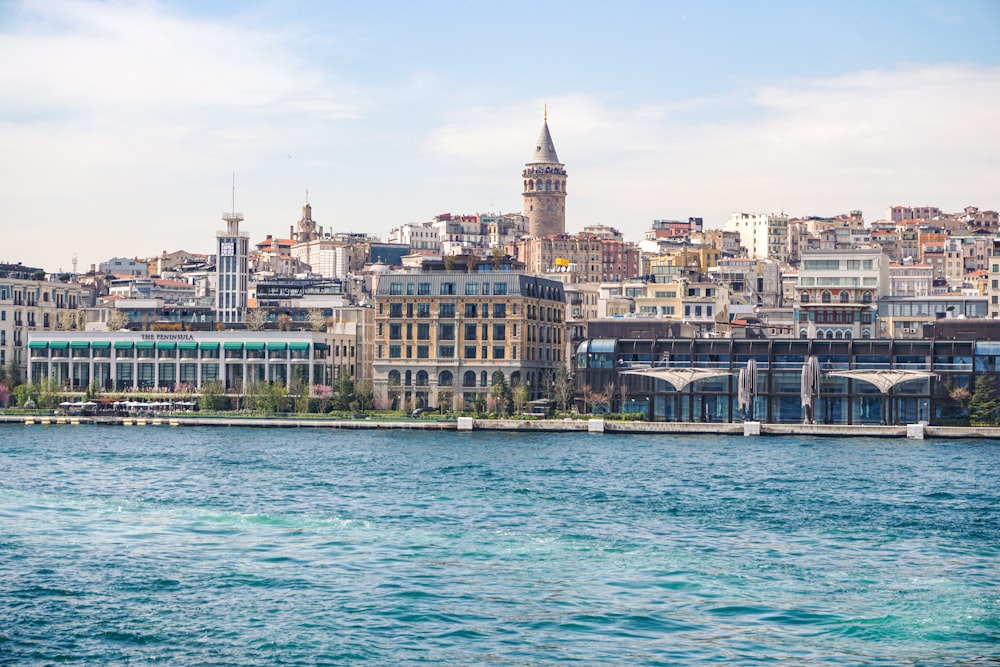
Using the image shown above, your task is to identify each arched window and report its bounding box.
[826,330,835,339]
[480,371,488,387]
[545,180,551,191]
[554,182,559,192]
[844,330,852,339]
[404,370,412,386]
[388,370,400,386]
[835,330,843,339]
[862,329,871,339]
[492,371,505,386]
[861,291,873,304]
[416,370,428,386]
[800,329,808,339]
[510,371,521,385]
[840,291,850,303]
[800,291,810,303]
[439,370,453,387]
[822,291,832,303]
[463,371,476,387]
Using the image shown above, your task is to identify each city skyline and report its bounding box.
[1,0,999,272]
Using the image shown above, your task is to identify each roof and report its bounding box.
[529,119,560,164]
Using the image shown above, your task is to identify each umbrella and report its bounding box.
[738,358,758,421]
[800,355,821,424]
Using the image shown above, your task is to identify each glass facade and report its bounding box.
[576,338,977,425]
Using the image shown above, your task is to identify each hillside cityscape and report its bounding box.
[3,115,999,425]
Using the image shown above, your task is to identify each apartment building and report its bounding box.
[372,272,565,412]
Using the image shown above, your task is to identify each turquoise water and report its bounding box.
[1,427,997,665]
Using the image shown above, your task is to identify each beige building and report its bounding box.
[0,268,86,379]
[372,272,566,412]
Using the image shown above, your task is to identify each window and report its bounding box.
[417,323,430,340]
[464,345,476,359]
[416,370,428,385]
[439,370,453,386]
[493,324,506,340]
[440,303,455,318]
[493,346,505,359]
[438,345,454,358]
[822,291,832,303]
[493,282,507,295]
[463,371,476,387]
[389,345,401,358]
[389,323,402,340]
[417,282,431,295]
[493,303,506,318]
[465,282,480,295]
[416,345,429,359]
[482,283,490,296]
[840,291,850,303]
[464,323,477,340]
[389,282,403,295]
[800,291,810,303]
[406,283,414,295]
[439,323,455,340]
[389,303,403,318]
[464,304,477,318]
[440,282,456,295]
[417,303,430,318]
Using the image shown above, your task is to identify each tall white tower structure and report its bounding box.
[216,182,249,326]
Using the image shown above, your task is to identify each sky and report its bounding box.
[1,0,999,273]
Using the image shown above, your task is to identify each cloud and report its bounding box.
[428,64,1000,236]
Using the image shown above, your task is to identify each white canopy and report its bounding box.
[621,367,734,391]
[826,369,939,394]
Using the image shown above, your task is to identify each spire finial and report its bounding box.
[544,104,547,122]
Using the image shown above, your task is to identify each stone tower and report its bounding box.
[522,111,567,238]
[291,201,321,243]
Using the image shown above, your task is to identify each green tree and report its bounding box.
[199,380,228,411]
[14,383,38,408]
[490,372,512,417]
[355,380,374,412]
[969,374,1000,425]
[332,372,356,411]
[512,382,528,416]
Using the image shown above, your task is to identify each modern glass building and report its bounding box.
[575,337,983,425]
[27,332,331,392]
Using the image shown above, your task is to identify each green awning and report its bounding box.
[135,341,155,349]
[90,341,111,349]
[114,341,134,349]
[155,341,176,349]
[223,342,243,351]
[70,341,90,349]
[244,342,265,351]
[199,342,220,350]
[266,342,287,351]
[28,341,48,349]
[177,342,197,350]
[49,341,69,349]
[314,342,329,350]
[288,342,310,351]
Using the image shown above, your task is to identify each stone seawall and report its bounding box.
[5,414,1000,439]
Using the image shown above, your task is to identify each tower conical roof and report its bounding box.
[529,119,560,164]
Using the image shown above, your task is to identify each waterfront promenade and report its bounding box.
[3,413,999,439]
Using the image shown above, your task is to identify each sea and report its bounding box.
[1,426,997,666]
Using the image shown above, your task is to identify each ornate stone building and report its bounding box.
[522,112,567,238]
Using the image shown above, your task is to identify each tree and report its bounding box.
[57,310,76,331]
[491,372,512,417]
[604,381,617,414]
[14,383,38,408]
[443,254,456,272]
[554,365,575,412]
[512,382,528,416]
[278,314,293,331]
[308,308,327,332]
[0,384,11,408]
[491,247,504,270]
[355,380,374,412]
[199,380,228,412]
[969,374,1000,426]
[581,383,592,414]
[245,308,267,331]
[6,362,21,388]
[332,372,356,411]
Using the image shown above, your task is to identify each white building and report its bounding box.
[725,212,789,263]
